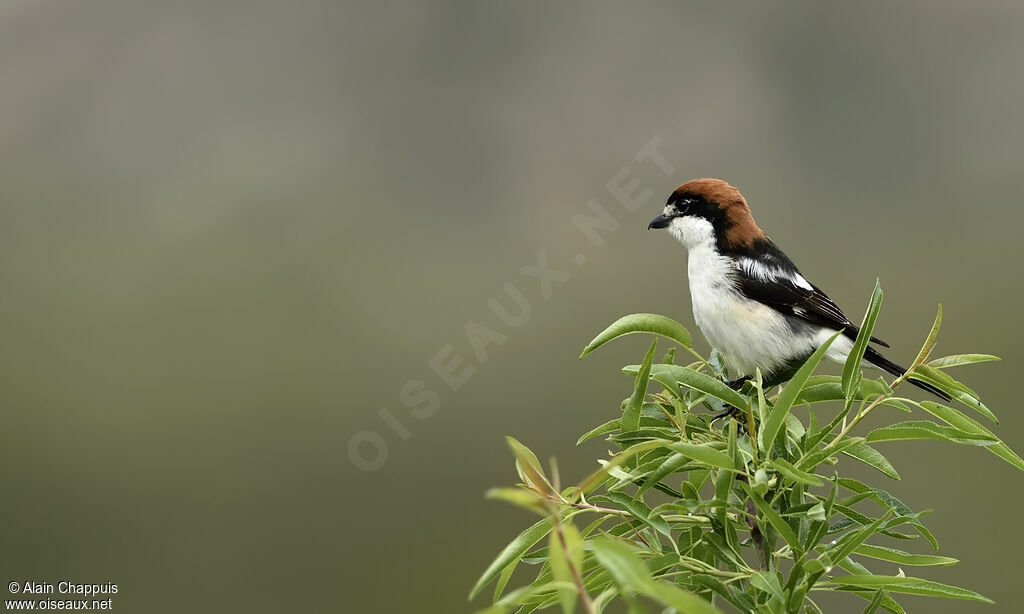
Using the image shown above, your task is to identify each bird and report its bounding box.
[647,177,950,401]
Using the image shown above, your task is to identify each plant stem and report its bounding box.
[822,374,908,452]
[552,519,596,614]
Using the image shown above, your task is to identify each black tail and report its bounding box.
[863,346,952,401]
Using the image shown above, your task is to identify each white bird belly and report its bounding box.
[687,244,829,377]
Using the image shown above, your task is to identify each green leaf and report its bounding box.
[548,521,583,614]
[588,537,652,592]
[702,532,747,570]
[641,581,722,614]
[486,488,546,514]
[832,576,992,603]
[740,482,800,551]
[861,589,886,614]
[826,512,890,565]
[917,401,1024,471]
[927,353,1000,369]
[625,364,747,409]
[853,543,958,566]
[866,420,998,446]
[576,418,620,445]
[842,442,901,480]
[506,437,553,494]
[910,304,942,368]
[470,518,554,599]
[882,579,992,602]
[576,440,670,495]
[749,571,786,604]
[493,561,518,602]
[909,365,997,424]
[580,313,691,358]
[771,457,824,487]
[796,381,909,412]
[636,452,689,496]
[622,340,658,432]
[668,441,736,470]
[843,280,883,400]
[849,588,906,614]
[762,331,842,457]
[829,575,917,588]
[689,575,756,612]
[603,492,672,537]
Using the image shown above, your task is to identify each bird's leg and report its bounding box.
[713,376,753,425]
[725,375,752,391]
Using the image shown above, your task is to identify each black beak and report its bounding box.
[648,213,671,229]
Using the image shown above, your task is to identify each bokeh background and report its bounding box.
[2,1,1023,612]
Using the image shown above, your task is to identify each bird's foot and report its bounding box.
[712,376,753,429]
[712,405,747,425]
[725,375,752,391]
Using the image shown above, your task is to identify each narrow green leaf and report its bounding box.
[486,488,546,514]
[829,575,918,588]
[749,571,786,603]
[842,442,901,480]
[827,512,890,564]
[603,492,672,537]
[866,420,997,446]
[702,532,747,570]
[641,581,723,614]
[622,340,657,432]
[832,576,992,603]
[470,518,553,599]
[861,589,886,614]
[927,353,1000,369]
[576,418,620,445]
[881,579,992,602]
[797,381,909,412]
[843,280,883,400]
[580,313,691,358]
[493,561,518,602]
[576,440,669,495]
[624,364,747,409]
[910,365,997,423]
[506,437,553,494]
[917,400,1024,471]
[910,304,942,368]
[762,331,842,457]
[636,452,689,496]
[771,457,824,486]
[853,544,958,566]
[482,581,574,612]
[588,537,652,592]
[848,588,906,614]
[669,441,736,470]
[689,575,756,612]
[548,521,583,614]
[740,482,800,551]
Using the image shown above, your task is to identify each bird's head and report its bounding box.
[648,178,765,251]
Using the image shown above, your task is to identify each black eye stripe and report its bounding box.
[669,196,697,215]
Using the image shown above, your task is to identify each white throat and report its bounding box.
[667,216,716,251]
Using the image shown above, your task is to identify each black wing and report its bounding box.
[732,249,890,348]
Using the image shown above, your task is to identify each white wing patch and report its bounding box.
[737,258,813,290]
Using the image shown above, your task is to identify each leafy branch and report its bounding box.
[472,282,1018,613]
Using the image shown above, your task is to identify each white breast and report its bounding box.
[668,216,825,376]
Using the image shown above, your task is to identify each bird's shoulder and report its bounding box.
[724,238,856,330]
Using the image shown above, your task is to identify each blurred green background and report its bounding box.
[2,1,1023,612]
